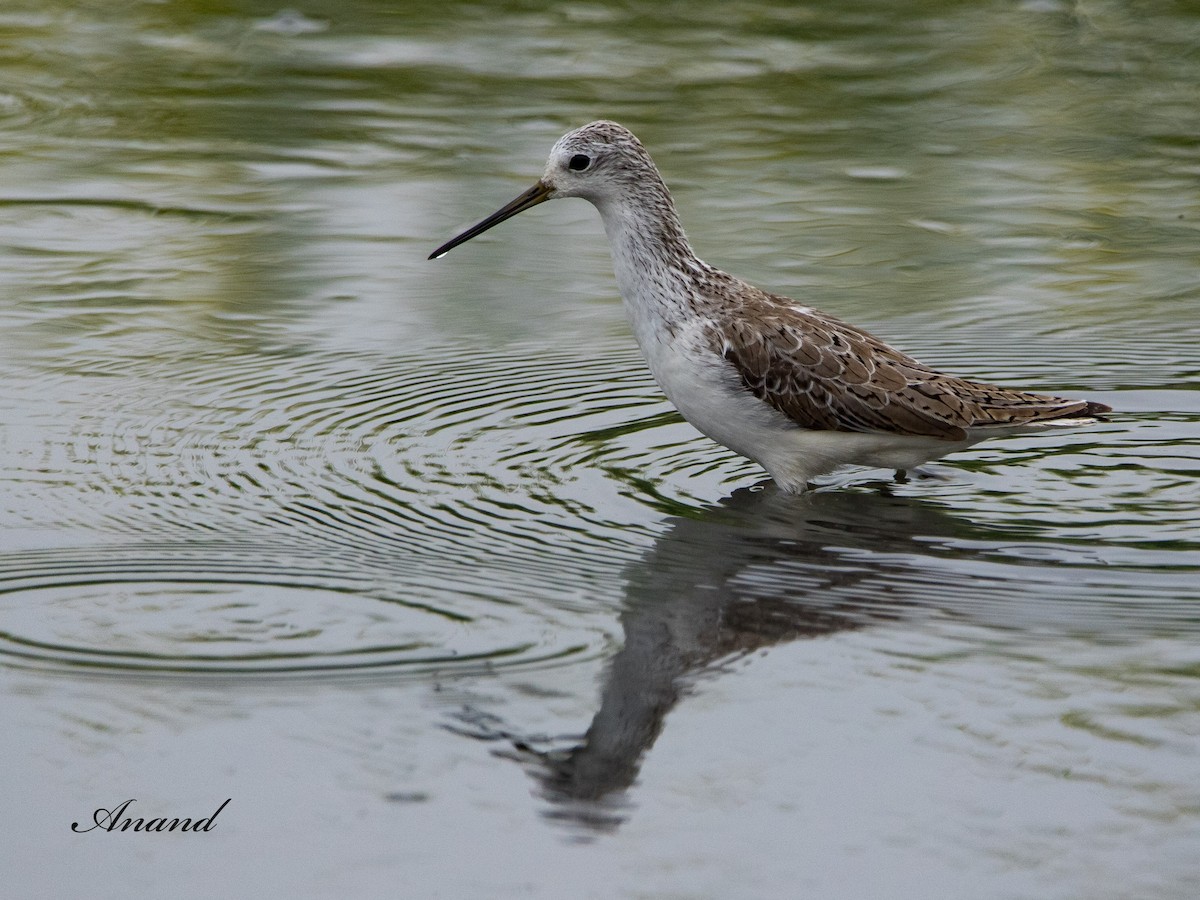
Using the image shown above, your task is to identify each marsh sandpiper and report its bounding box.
[430,121,1110,492]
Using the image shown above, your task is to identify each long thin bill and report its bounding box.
[428,180,553,260]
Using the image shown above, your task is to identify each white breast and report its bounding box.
[628,310,797,464]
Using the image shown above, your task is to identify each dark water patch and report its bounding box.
[0,196,263,222]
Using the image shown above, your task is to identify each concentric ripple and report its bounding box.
[0,338,742,678]
[2,329,1197,678]
[0,539,601,678]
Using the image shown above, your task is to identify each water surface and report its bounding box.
[1,2,1198,897]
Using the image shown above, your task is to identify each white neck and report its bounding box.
[592,190,704,344]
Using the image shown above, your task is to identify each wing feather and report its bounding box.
[713,289,1107,441]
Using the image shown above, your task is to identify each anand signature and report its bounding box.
[71,798,230,833]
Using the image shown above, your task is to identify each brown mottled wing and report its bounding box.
[716,297,1105,441]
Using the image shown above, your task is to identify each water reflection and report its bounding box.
[448,482,974,831]
[446,470,1200,834]
[1,1,1198,892]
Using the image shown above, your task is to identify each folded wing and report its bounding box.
[715,293,1109,442]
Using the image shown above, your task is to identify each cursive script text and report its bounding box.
[72,798,230,833]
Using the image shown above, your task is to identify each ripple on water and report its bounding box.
[0,340,742,678]
[2,333,1197,677]
[0,532,614,680]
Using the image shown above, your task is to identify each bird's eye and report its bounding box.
[568,154,591,171]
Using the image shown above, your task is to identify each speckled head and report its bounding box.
[428,121,669,259]
[541,121,662,200]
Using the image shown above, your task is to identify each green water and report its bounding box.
[2,2,1198,897]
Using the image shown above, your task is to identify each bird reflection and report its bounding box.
[449,479,995,835]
